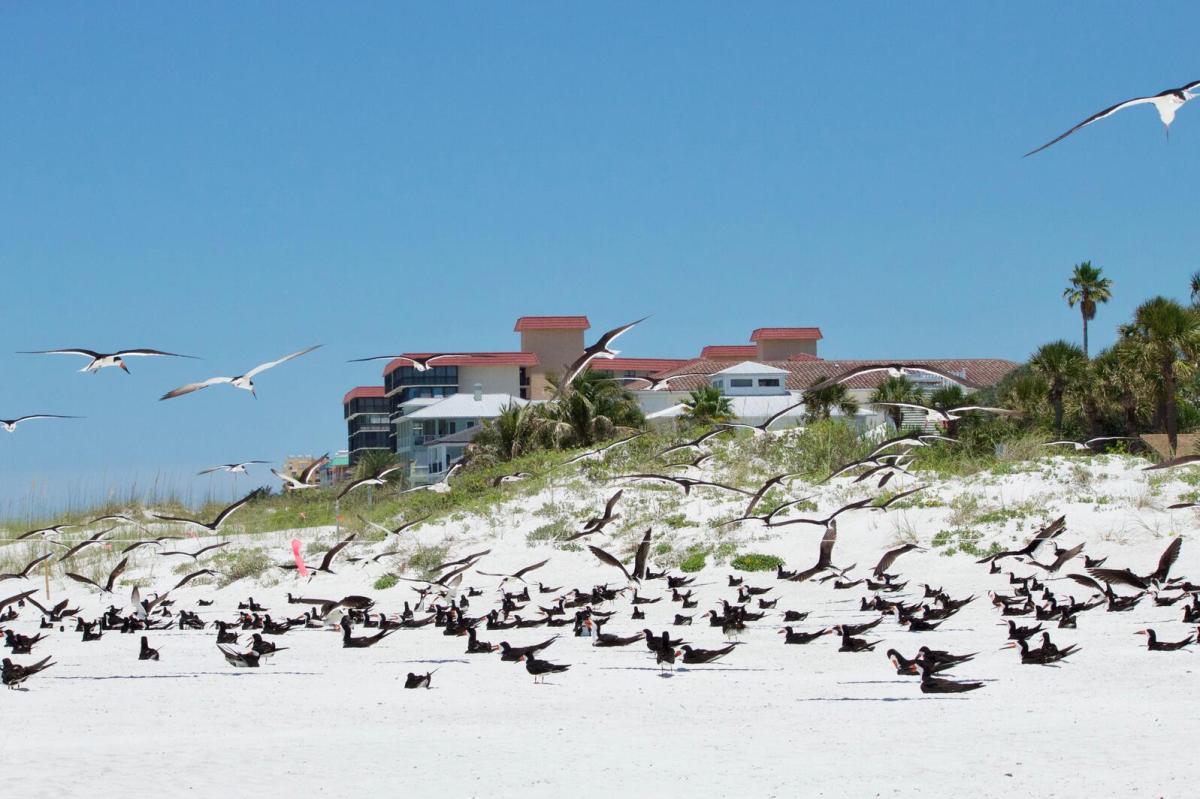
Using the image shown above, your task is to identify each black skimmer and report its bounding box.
[918,661,983,694]
[518,653,570,683]
[348,353,476,371]
[138,636,160,661]
[559,433,646,466]
[198,461,270,476]
[872,543,921,579]
[478,559,550,584]
[808,364,980,392]
[217,643,262,668]
[287,534,357,577]
[1144,454,1200,471]
[0,414,82,433]
[1135,628,1194,651]
[404,671,435,689]
[498,636,558,662]
[0,553,54,583]
[173,569,217,590]
[616,373,709,391]
[1086,538,1181,590]
[717,400,806,436]
[15,523,80,541]
[561,317,648,387]
[63,557,129,594]
[1025,80,1200,156]
[977,516,1066,563]
[657,427,733,458]
[1042,437,1137,452]
[1002,637,1080,665]
[54,527,116,561]
[157,542,231,560]
[782,523,843,583]
[340,615,392,648]
[873,401,1018,424]
[779,627,829,645]
[19,348,197,373]
[159,345,320,400]
[151,490,257,533]
[2,656,55,688]
[769,497,874,529]
[1027,542,1085,574]
[120,536,184,554]
[586,539,650,585]
[337,465,404,500]
[271,454,329,491]
[604,472,751,497]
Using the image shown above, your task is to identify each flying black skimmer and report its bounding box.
[1043,436,1137,452]
[152,490,257,533]
[1025,80,1200,157]
[0,414,82,433]
[159,345,320,400]
[198,461,270,476]
[586,540,650,584]
[872,402,1018,424]
[615,373,709,391]
[477,558,550,584]
[347,353,477,371]
[561,317,648,386]
[338,465,404,500]
[19,348,198,373]
[604,472,752,497]
[808,364,979,392]
[271,454,329,490]
[64,557,129,594]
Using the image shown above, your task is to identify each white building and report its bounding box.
[395,388,529,483]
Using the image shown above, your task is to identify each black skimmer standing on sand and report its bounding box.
[2,656,55,688]
[1025,80,1200,156]
[159,345,320,400]
[518,653,570,683]
[139,636,160,661]
[1135,629,1194,651]
[19,348,198,373]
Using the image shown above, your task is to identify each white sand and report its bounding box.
[3,455,1198,798]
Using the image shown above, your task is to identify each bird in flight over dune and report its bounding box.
[159,346,320,400]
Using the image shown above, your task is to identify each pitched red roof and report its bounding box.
[343,386,385,404]
[787,352,824,362]
[593,357,690,373]
[655,358,1020,391]
[514,316,590,332]
[750,327,823,341]
[383,352,539,376]
[700,345,758,359]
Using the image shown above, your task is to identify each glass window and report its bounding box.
[730,378,753,388]
[758,378,780,387]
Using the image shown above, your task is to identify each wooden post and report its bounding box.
[43,557,50,599]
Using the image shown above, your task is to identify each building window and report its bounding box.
[758,378,780,387]
[730,378,753,388]
[712,380,723,389]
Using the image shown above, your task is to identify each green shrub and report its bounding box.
[373,574,399,590]
[731,553,783,572]
[213,547,271,587]
[680,549,707,572]
[406,544,449,579]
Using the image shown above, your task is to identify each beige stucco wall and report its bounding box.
[756,339,819,360]
[520,329,585,399]
[457,365,522,396]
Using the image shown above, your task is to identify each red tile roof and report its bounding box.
[700,345,758,359]
[514,316,591,332]
[593,357,690,373]
[655,358,1020,391]
[343,386,385,403]
[787,352,824,362]
[383,352,539,376]
[750,327,823,341]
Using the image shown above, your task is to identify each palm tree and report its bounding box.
[544,370,645,448]
[1121,296,1200,453]
[354,449,401,482]
[929,384,970,436]
[1029,340,1087,435]
[1093,343,1151,437]
[1190,270,1200,307]
[870,376,923,431]
[1063,261,1113,357]
[803,379,859,422]
[472,402,541,461]
[681,386,733,425]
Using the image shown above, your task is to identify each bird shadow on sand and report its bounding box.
[48,671,320,681]
[598,665,776,674]
[378,658,470,666]
[791,697,944,703]
[840,678,999,685]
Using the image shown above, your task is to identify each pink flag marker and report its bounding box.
[291,539,309,577]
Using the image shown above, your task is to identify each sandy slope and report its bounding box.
[3,455,1199,798]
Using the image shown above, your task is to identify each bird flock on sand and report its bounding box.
[4,316,1199,694]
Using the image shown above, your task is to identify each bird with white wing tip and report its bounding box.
[159,345,320,400]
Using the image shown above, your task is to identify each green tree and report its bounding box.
[471,402,542,461]
[680,386,734,425]
[1120,296,1200,453]
[1063,261,1113,357]
[803,379,859,423]
[1029,340,1087,435]
[929,384,971,436]
[1190,270,1200,307]
[354,449,402,483]
[870,376,924,431]
[544,370,645,448]
[1093,343,1151,437]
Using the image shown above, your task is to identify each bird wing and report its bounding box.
[900,364,981,388]
[319,534,357,572]
[829,497,874,521]
[1047,543,1085,571]
[64,572,103,591]
[951,406,1018,416]
[151,511,204,527]
[691,479,753,496]
[512,558,550,579]
[209,491,257,529]
[815,524,839,568]
[0,589,37,610]
[196,465,228,475]
[271,468,304,488]
[588,546,633,582]
[1024,95,1160,157]
[19,552,53,577]
[876,485,926,509]
[1154,537,1182,581]
[8,414,81,426]
[1086,567,1147,590]
[299,454,329,484]
[159,377,233,400]
[244,345,321,379]
[592,316,648,353]
[743,475,787,516]
[633,529,652,580]
[192,542,231,558]
[806,365,888,392]
[19,348,102,358]
[173,569,215,590]
[874,543,917,577]
[347,354,409,364]
[1143,455,1200,470]
[115,349,198,358]
[103,557,130,592]
[758,400,806,431]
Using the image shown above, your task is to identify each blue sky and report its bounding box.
[0,4,1194,513]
